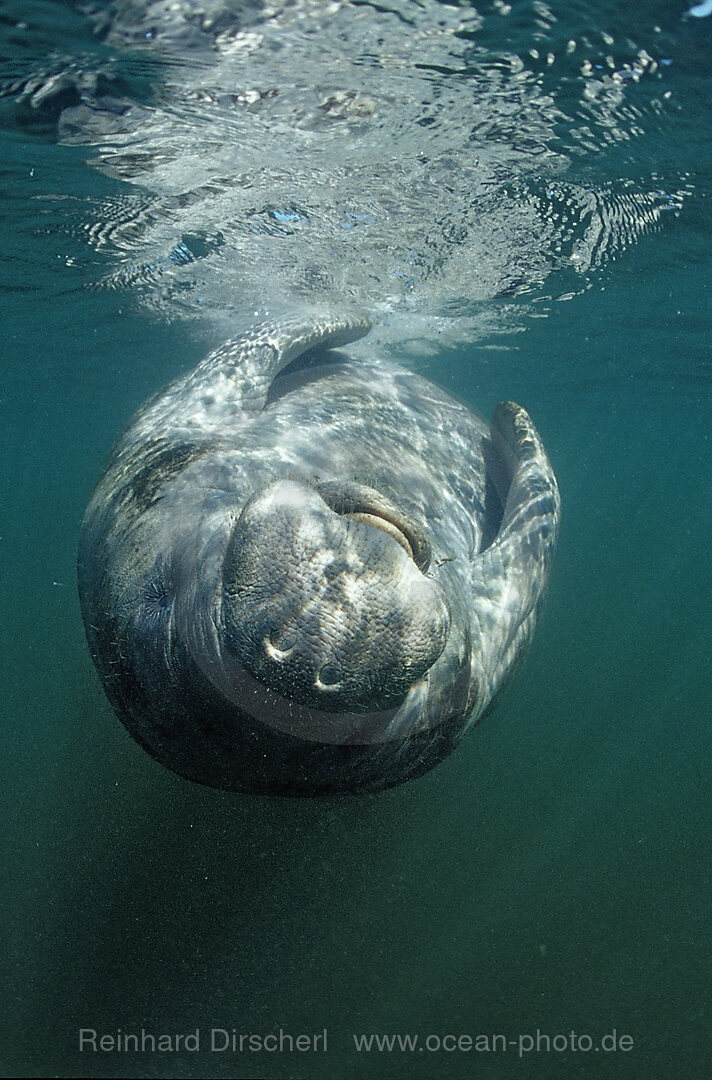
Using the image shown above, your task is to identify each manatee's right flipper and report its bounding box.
[469,401,561,712]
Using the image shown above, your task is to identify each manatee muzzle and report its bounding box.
[220,479,449,712]
[314,479,431,572]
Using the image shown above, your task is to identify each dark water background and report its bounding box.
[1,2,711,1078]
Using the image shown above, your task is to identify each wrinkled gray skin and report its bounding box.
[78,310,560,795]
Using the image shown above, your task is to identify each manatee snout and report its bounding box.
[220,479,449,712]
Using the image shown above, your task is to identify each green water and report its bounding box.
[1,2,711,1078]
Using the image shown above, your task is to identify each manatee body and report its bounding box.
[77,310,560,795]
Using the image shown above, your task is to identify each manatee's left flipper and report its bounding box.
[196,309,372,411]
[130,308,372,443]
[469,401,561,713]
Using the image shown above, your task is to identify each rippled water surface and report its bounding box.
[1,2,711,1078]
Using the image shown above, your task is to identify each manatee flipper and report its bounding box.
[129,308,372,443]
[185,308,372,411]
[470,401,561,705]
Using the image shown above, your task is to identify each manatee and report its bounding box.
[77,309,560,795]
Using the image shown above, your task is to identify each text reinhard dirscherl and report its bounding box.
[78,1029,327,1054]
[78,1028,635,1057]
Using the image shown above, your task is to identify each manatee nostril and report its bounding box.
[315,664,342,689]
[263,630,297,661]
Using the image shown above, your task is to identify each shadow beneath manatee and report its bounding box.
[30,708,435,1077]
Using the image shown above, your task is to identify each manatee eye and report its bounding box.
[140,569,173,624]
[315,664,342,690]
